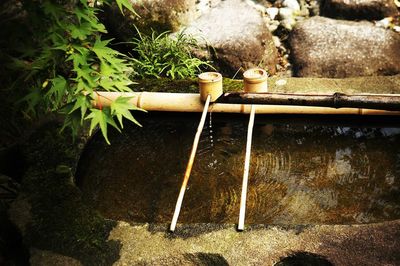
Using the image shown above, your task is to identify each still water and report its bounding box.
[76,113,400,225]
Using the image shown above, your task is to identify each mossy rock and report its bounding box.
[132,75,400,94]
[9,122,121,266]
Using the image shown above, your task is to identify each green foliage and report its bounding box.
[115,0,137,15]
[3,0,143,144]
[2,0,213,143]
[131,31,213,79]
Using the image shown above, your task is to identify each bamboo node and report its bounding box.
[198,72,223,102]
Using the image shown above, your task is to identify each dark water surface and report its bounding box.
[76,112,400,225]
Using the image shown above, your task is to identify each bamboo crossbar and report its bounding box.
[218,92,400,111]
[93,92,400,115]
[170,95,211,232]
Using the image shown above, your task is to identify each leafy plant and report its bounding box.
[130,30,213,79]
[3,0,142,144]
[2,0,213,144]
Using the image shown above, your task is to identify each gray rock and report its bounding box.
[307,0,321,16]
[281,17,297,30]
[184,0,278,76]
[266,7,279,20]
[289,16,400,78]
[375,17,392,29]
[196,0,222,13]
[104,0,200,39]
[267,20,280,32]
[279,7,295,20]
[272,36,282,48]
[321,0,399,20]
[283,0,301,11]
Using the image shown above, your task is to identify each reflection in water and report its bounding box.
[76,113,400,225]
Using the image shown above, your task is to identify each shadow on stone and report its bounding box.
[274,252,333,266]
[0,145,27,183]
[10,122,123,266]
[184,252,229,266]
[146,223,231,240]
[0,212,29,266]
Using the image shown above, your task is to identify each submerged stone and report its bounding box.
[289,16,400,78]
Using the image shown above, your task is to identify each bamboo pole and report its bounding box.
[238,105,256,231]
[94,92,400,116]
[219,92,400,111]
[170,95,211,232]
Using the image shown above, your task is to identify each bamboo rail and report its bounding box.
[218,92,400,111]
[170,95,211,232]
[93,92,400,115]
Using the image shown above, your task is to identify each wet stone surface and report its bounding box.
[108,220,400,265]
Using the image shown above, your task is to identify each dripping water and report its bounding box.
[209,111,214,148]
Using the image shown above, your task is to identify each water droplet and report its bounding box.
[208,111,214,148]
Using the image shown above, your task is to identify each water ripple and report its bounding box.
[77,113,400,225]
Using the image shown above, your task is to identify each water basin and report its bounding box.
[76,113,400,225]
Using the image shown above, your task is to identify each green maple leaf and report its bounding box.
[68,23,93,40]
[115,0,138,16]
[42,1,62,20]
[74,65,96,87]
[92,38,125,71]
[60,109,81,138]
[70,54,87,70]
[110,96,145,128]
[45,76,67,109]
[21,87,42,115]
[100,61,114,77]
[69,94,90,123]
[86,108,120,144]
[92,38,116,61]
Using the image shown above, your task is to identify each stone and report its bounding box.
[30,249,82,266]
[281,17,297,30]
[8,197,31,236]
[268,20,280,32]
[307,0,321,16]
[196,0,222,14]
[279,7,295,20]
[266,7,279,20]
[109,221,400,265]
[296,9,309,18]
[375,17,393,29]
[289,16,400,78]
[183,0,278,76]
[246,0,267,13]
[283,0,301,11]
[272,36,282,48]
[104,0,201,39]
[321,0,399,20]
